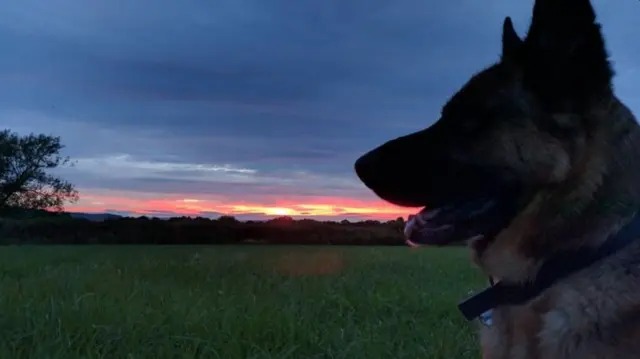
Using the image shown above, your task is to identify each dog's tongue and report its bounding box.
[404,208,454,246]
[404,200,495,246]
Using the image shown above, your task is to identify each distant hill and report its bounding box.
[68,212,124,222]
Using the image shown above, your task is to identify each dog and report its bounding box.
[354,0,640,358]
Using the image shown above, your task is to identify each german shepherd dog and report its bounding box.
[355,0,640,357]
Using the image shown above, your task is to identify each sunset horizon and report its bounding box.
[65,187,416,221]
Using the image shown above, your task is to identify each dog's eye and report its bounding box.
[458,120,479,132]
[458,109,496,133]
[442,106,494,134]
[540,114,582,138]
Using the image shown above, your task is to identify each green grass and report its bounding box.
[0,245,487,359]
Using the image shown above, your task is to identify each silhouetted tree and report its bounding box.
[218,215,239,224]
[0,214,406,246]
[0,130,78,211]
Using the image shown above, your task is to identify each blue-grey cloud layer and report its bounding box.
[1,0,639,200]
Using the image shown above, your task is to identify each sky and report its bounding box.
[1,0,639,221]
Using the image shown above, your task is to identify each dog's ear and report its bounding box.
[501,17,522,63]
[522,0,613,110]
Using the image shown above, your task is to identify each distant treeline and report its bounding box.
[0,208,407,245]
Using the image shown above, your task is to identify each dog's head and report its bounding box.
[355,0,620,271]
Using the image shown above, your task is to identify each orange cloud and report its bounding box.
[67,188,416,220]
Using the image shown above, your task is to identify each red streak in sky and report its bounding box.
[67,189,416,220]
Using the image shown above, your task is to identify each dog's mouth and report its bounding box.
[404,192,523,247]
[353,131,529,246]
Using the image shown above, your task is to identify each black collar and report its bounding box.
[458,212,640,322]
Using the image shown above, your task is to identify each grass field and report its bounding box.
[0,245,487,359]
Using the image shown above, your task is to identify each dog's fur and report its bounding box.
[354,0,640,358]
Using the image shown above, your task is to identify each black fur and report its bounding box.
[521,0,614,112]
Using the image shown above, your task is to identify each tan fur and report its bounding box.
[477,99,640,357]
[481,241,640,358]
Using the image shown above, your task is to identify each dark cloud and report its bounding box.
[64,172,369,199]
[1,0,639,212]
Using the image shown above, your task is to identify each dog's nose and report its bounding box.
[354,149,392,192]
[353,129,436,208]
[354,149,424,207]
[354,151,377,186]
